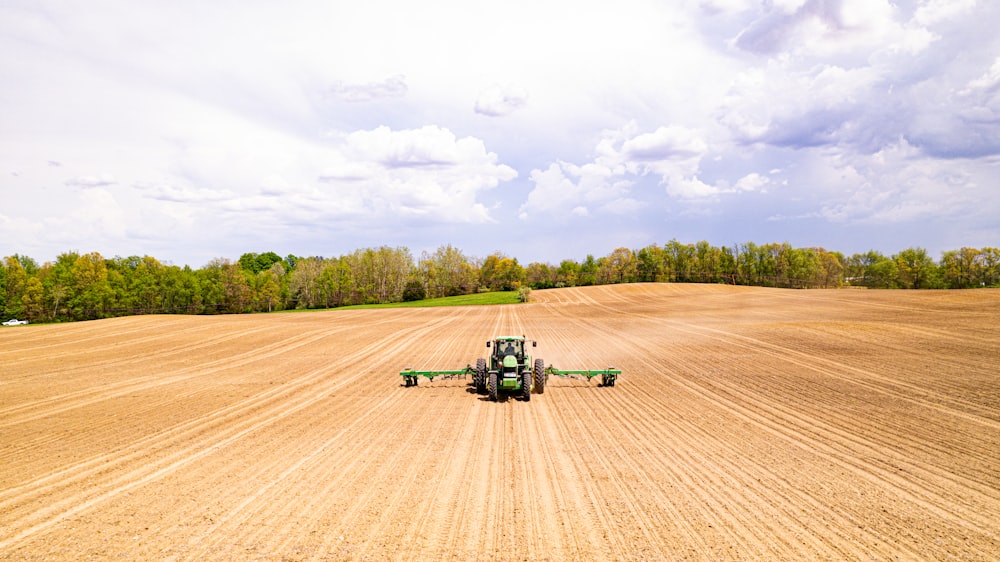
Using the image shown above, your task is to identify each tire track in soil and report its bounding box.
[535,291,996,558]
[0,322,276,421]
[524,313,673,559]
[5,286,998,560]
[0,311,461,552]
[0,316,192,359]
[322,308,483,559]
[587,285,1000,424]
[160,306,484,559]
[653,321,1000,525]
[533,319,759,559]
[533,301,911,559]
[503,304,569,561]
[556,287,1000,460]
[328,305,515,560]
[517,389,592,559]
[581,350,869,559]
[182,388,420,559]
[0,322,332,428]
[0,319,372,493]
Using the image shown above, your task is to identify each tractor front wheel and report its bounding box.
[487,371,498,402]
[533,358,545,394]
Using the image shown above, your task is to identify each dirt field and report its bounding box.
[1,284,998,560]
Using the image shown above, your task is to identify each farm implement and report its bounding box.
[399,335,620,401]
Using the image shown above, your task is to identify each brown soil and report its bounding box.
[1,284,998,560]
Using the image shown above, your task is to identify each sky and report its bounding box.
[2,0,999,268]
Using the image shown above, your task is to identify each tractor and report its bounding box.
[400,335,620,401]
[475,335,544,401]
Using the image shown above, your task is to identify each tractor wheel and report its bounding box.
[487,371,498,402]
[521,369,532,401]
[404,377,411,387]
[475,358,487,394]
[533,358,545,394]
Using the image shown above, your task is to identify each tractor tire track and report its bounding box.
[2,285,998,560]
[0,311,460,552]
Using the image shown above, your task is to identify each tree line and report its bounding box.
[2,241,998,322]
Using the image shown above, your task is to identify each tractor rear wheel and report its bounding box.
[521,369,532,401]
[487,371,498,402]
[533,358,545,394]
[475,358,487,394]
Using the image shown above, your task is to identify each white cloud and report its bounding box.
[734,172,769,192]
[914,0,978,26]
[519,159,636,221]
[474,84,529,117]
[65,174,117,188]
[329,125,517,221]
[1,0,998,264]
[329,75,408,102]
[621,126,707,161]
[963,57,1000,93]
[665,176,720,199]
[733,0,931,59]
[699,0,752,15]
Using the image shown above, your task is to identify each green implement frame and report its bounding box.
[545,366,620,387]
[399,365,475,387]
[399,365,621,388]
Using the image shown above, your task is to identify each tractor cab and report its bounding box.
[487,336,534,370]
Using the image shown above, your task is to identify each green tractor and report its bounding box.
[473,336,545,401]
[399,335,620,401]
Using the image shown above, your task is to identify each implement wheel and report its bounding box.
[533,358,545,394]
[487,371,498,402]
[475,358,487,394]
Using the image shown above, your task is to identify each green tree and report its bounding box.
[578,255,598,286]
[525,262,557,289]
[319,258,354,306]
[600,247,637,284]
[981,247,1000,286]
[419,244,476,297]
[894,247,940,289]
[253,268,282,312]
[3,255,27,318]
[288,257,325,308]
[402,279,426,302]
[556,259,580,287]
[351,246,412,303]
[0,259,6,314]
[239,251,284,275]
[160,265,200,313]
[69,252,114,319]
[480,252,525,291]
[636,244,665,282]
[817,249,845,288]
[22,277,45,321]
[940,247,982,289]
[853,251,899,289]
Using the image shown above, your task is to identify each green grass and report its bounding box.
[335,291,521,310]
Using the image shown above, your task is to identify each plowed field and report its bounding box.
[2,284,999,560]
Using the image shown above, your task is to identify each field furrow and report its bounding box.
[1,284,997,560]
